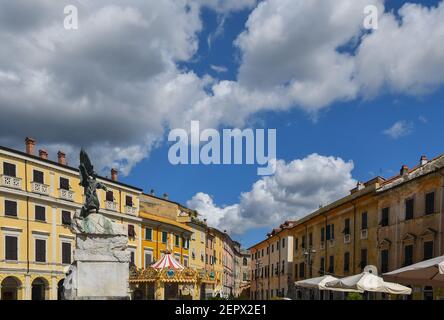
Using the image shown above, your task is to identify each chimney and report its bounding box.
[57,151,66,165]
[420,155,428,166]
[400,164,409,176]
[111,168,118,181]
[39,149,48,160]
[163,193,168,199]
[25,137,36,155]
[357,181,365,191]
[150,189,155,196]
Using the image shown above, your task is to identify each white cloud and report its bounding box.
[187,154,357,234]
[383,120,414,139]
[210,65,228,73]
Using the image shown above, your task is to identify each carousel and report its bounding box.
[129,251,215,300]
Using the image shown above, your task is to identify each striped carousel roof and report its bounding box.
[151,253,184,270]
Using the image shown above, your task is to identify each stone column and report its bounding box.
[155,282,164,300]
[24,275,31,300]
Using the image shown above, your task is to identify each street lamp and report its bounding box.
[303,248,316,278]
[255,260,262,300]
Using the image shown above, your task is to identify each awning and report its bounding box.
[295,275,361,292]
[383,255,444,286]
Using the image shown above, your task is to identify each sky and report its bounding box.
[0,0,443,248]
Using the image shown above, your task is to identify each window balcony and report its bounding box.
[31,181,49,195]
[59,188,74,201]
[125,205,137,215]
[105,200,118,211]
[1,175,22,190]
[360,229,368,240]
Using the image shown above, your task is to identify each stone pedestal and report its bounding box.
[63,211,130,300]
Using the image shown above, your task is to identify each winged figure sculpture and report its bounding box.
[79,148,107,218]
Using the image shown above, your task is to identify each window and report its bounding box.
[35,205,46,222]
[295,238,299,250]
[125,196,133,207]
[309,233,313,247]
[425,192,435,215]
[404,245,413,266]
[261,249,264,256]
[175,235,180,247]
[243,272,248,281]
[405,198,414,220]
[282,238,285,248]
[35,239,46,262]
[130,251,135,266]
[282,260,285,274]
[328,255,334,273]
[271,244,274,253]
[106,191,114,202]
[145,250,153,267]
[162,231,168,243]
[294,264,298,279]
[4,200,17,217]
[183,237,189,249]
[61,210,71,226]
[62,242,71,264]
[183,256,188,267]
[344,252,350,273]
[243,257,248,266]
[275,262,279,275]
[360,248,367,270]
[3,162,16,177]
[361,212,368,230]
[423,286,434,300]
[145,228,152,240]
[266,247,269,255]
[424,241,434,260]
[5,236,18,260]
[381,250,389,273]
[320,228,325,242]
[320,257,325,274]
[33,170,44,184]
[301,235,306,248]
[343,218,350,235]
[60,177,70,190]
[326,224,335,240]
[299,262,305,278]
[128,224,136,238]
[276,240,280,250]
[381,207,389,226]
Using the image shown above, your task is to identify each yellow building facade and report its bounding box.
[0,139,142,300]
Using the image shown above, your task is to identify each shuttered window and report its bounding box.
[3,162,16,177]
[61,211,71,226]
[344,252,350,273]
[320,257,325,274]
[33,170,44,184]
[404,245,413,266]
[35,205,46,221]
[128,224,136,238]
[381,207,389,226]
[125,196,133,207]
[381,250,389,273]
[343,218,350,235]
[35,239,46,262]
[60,177,70,190]
[328,255,334,273]
[424,241,433,260]
[145,228,152,240]
[360,248,368,270]
[425,192,435,215]
[361,212,368,230]
[5,200,17,217]
[299,262,305,278]
[62,242,71,264]
[405,198,414,220]
[320,228,325,242]
[5,236,18,260]
[106,191,114,202]
[162,231,168,243]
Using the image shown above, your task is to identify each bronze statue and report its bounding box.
[79,148,107,218]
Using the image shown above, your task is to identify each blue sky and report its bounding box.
[1,0,443,248]
[123,0,444,247]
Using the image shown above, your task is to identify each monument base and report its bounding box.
[63,211,130,300]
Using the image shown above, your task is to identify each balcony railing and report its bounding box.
[59,188,74,201]
[125,205,137,215]
[31,181,49,195]
[360,229,368,240]
[1,175,22,190]
[105,200,118,211]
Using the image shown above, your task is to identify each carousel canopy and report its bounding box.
[151,253,184,270]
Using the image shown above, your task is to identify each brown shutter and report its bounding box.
[36,239,46,262]
[6,236,18,260]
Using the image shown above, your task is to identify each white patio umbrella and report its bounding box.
[325,266,412,295]
[295,275,361,292]
[383,255,444,286]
